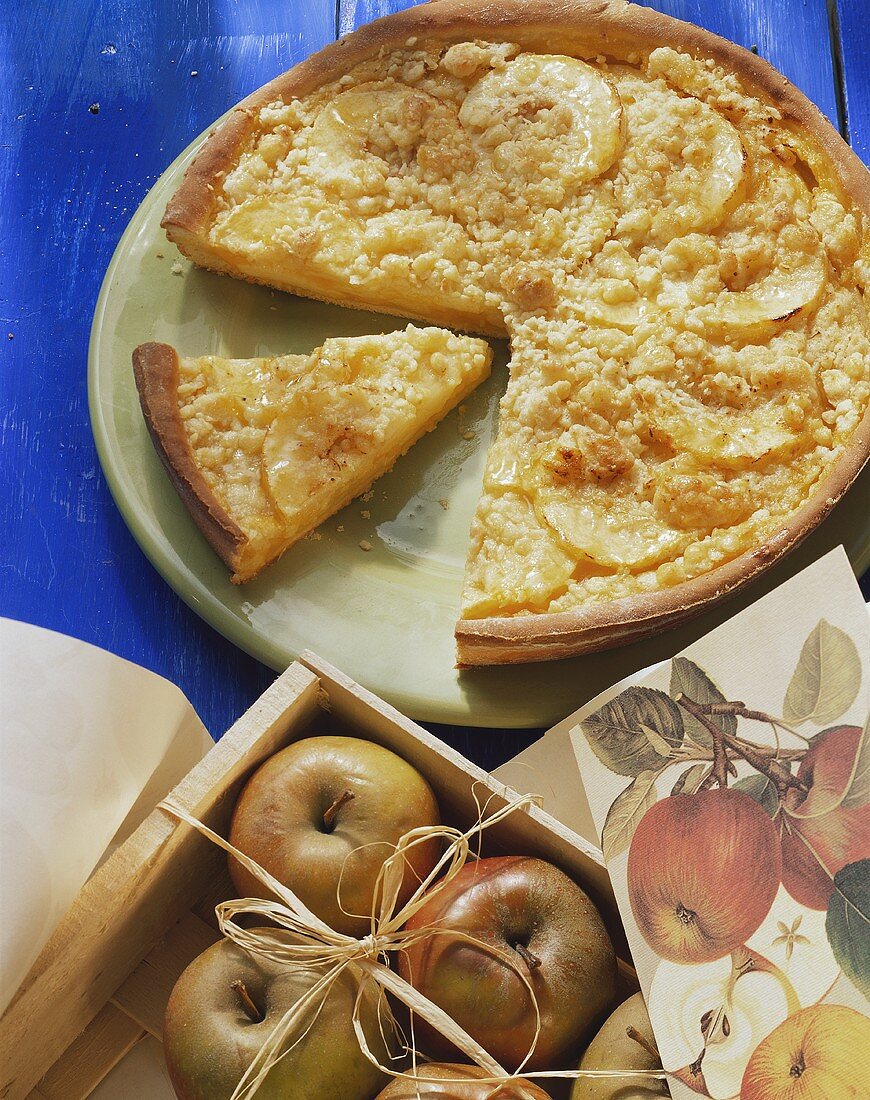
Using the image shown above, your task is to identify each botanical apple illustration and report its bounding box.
[571,992,668,1099]
[648,949,797,1099]
[397,855,617,1070]
[741,1003,870,1099]
[746,885,840,1007]
[627,790,781,964]
[779,725,869,910]
[228,735,441,935]
[163,931,392,1099]
[374,1063,550,1098]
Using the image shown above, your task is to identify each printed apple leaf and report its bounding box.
[580,687,684,776]
[734,773,779,817]
[601,770,660,862]
[826,859,870,999]
[842,711,870,810]
[638,723,677,760]
[670,656,736,748]
[783,619,861,726]
[671,762,710,795]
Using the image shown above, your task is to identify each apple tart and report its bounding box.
[133,327,491,581]
[158,0,870,663]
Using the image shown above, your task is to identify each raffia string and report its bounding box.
[159,787,668,1097]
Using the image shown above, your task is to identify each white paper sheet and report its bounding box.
[0,618,213,1016]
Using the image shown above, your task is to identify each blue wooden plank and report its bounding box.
[0,0,335,739]
[339,0,841,131]
[833,0,869,166]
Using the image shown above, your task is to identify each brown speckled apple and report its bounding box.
[163,932,392,1100]
[374,1063,551,1099]
[228,735,441,935]
[397,855,617,1071]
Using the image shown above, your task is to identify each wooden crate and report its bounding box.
[0,653,628,1100]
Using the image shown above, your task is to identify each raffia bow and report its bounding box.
[159,788,668,1097]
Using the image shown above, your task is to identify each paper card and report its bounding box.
[0,618,213,1017]
[570,547,870,1100]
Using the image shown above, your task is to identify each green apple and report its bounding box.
[163,932,392,1099]
[375,1063,551,1099]
[397,855,617,1070]
[228,735,441,935]
[571,993,668,1099]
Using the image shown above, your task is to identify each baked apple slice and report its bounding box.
[637,361,818,470]
[614,70,747,242]
[703,248,827,337]
[520,427,692,571]
[459,53,624,187]
[307,82,459,196]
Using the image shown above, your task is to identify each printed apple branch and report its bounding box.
[673,694,805,798]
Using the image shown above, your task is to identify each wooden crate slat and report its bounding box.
[110,913,221,1040]
[0,664,321,1100]
[26,1005,144,1100]
[337,0,841,131]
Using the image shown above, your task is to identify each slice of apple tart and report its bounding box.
[157,0,870,663]
[133,327,491,581]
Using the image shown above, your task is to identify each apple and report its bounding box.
[163,931,392,1099]
[570,992,668,1099]
[374,1063,550,1098]
[228,735,441,935]
[397,855,617,1071]
[779,725,869,909]
[741,1003,870,1099]
[746,885,840,1007]
[627,790,781,964]
[648,949,797,1099]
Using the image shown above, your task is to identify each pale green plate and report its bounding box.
[88,127,870,728]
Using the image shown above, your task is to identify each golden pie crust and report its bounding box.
[158,0,870,665]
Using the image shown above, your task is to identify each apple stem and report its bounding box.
[626,1026,659,1061]
[514,942,542,970]
[322,789,355,831]
[675,695,806,796]
[232,980,265,1023]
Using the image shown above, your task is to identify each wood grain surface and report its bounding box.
[1,0,866,767]
[833,0,869,166]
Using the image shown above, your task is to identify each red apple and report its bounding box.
[741,1003,870,1099]
[374,1063,550,1098]
[627,789,781,964]
[780,725,869,909]
[163,932,392,1099]
[397,855,617,1071]
[228,735,441,935]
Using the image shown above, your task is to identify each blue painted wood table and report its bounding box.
[2,0,867,770]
